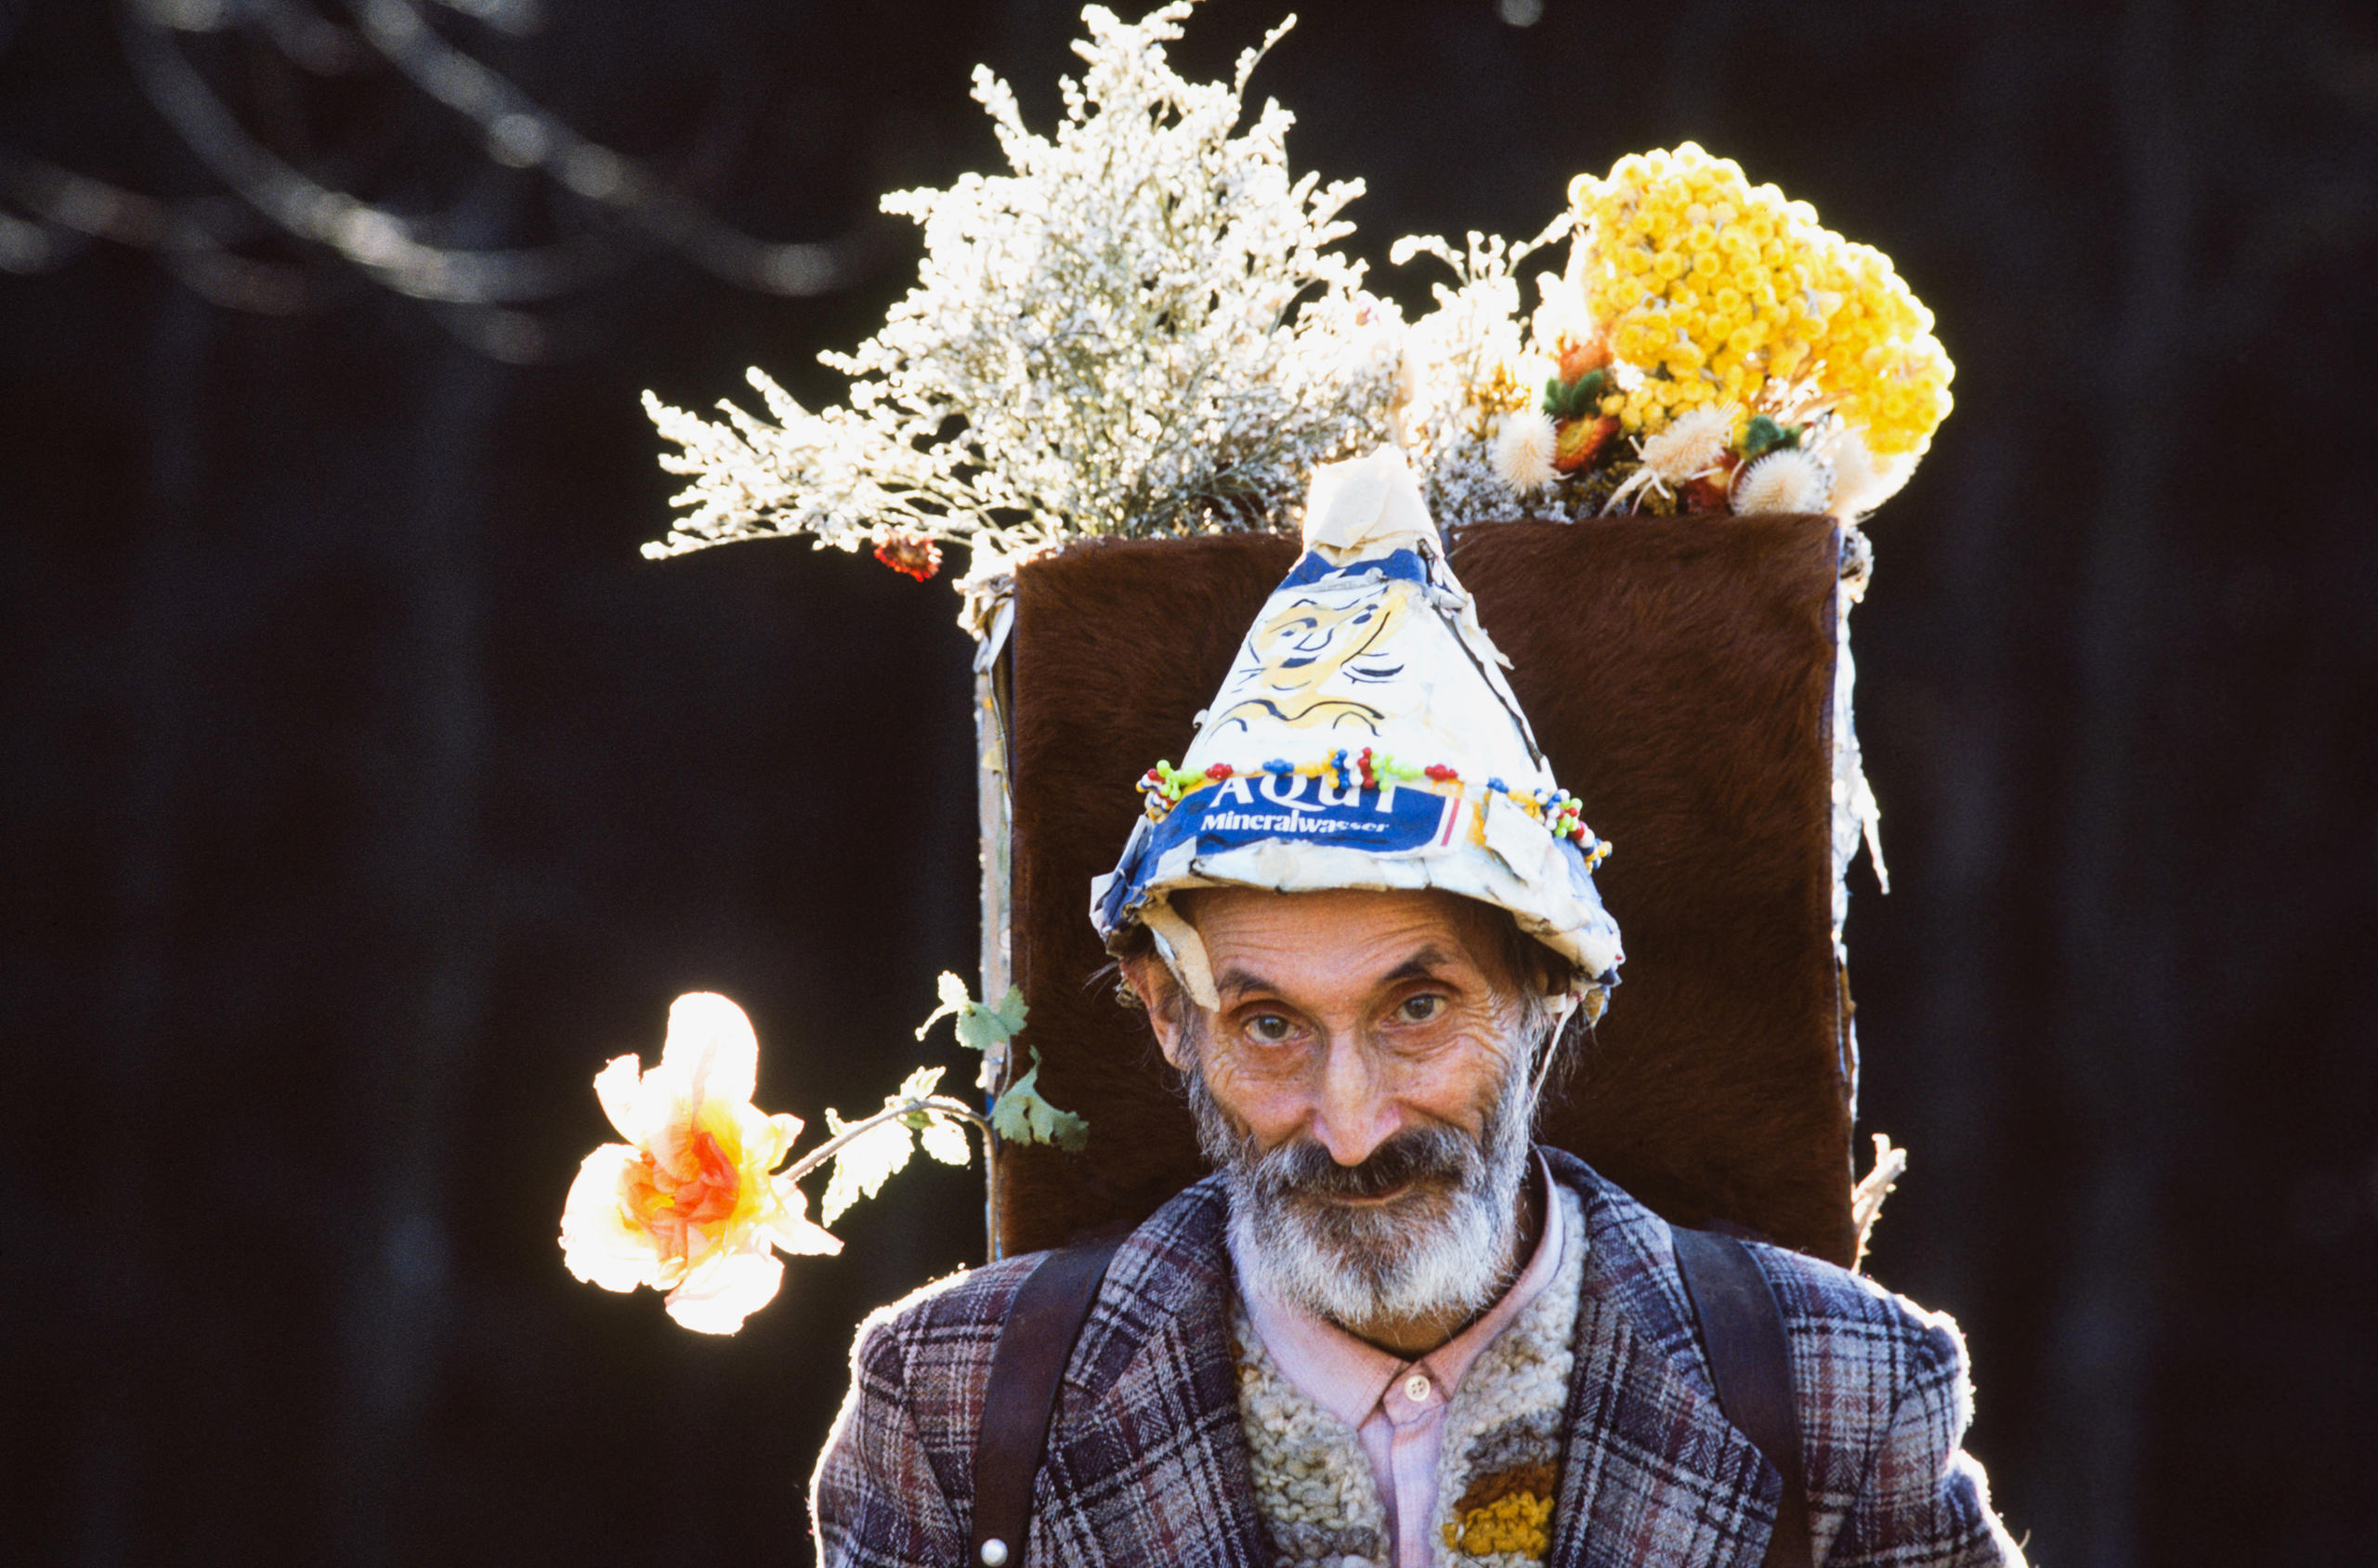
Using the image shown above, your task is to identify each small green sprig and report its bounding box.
[917,972,1089,1153]
[1541,368,1608,422]
[1737,413,1805,462]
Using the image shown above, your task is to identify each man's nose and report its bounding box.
[1308,1032,1400,1167]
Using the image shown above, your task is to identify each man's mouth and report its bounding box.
[1320,1182,1413,1209]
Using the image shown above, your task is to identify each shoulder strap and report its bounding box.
[1671,1225,1812,1568]
[968,1237,1124,1568]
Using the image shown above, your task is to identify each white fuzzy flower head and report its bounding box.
[1731,447,1833,515]
[1492,411,1559,493]
[1638,402,1741,484]
[1823,424,1914,518]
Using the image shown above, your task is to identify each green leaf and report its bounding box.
[913,971,973,1041]
[1740,413,1802,460]
[821,1065,955,1222]
[919,1116,972,1167]
[920,973,1030,1054]
[989,1049,1089,1152]
[952,1010,1006,1053]
[895,1065,947,1103]
[819,1109,915,1226]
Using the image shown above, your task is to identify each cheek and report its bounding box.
[1399,1026,1523,1127]
[1197,1048,1315,1144]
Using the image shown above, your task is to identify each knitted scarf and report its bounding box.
[1230,1183,1587,1568]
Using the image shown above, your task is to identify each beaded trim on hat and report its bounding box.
[1227,1183,1588,1568]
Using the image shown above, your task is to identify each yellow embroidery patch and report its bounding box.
[1443,1489,1554,1558]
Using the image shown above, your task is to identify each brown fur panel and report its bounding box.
[1000,519,1856,1265]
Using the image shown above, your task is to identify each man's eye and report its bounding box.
[1246,1013,1296,1044]
[1396,994,1444,1024]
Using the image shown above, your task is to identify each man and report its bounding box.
[813,451,2024,1566]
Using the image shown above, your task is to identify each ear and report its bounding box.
[1120,951,1194,1069]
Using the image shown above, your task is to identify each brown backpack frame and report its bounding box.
[982,517,1861,1267]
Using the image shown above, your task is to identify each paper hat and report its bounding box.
[1090,447,1624,1010]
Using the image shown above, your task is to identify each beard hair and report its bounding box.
[1186,1039,1538,1334]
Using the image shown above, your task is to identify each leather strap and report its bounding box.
[1672,1225,1812,1568]
[968,1238,1123,1568]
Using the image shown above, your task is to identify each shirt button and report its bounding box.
[1403,1372,1431,1404]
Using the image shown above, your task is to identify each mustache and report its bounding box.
[1240,1120,1484,1204]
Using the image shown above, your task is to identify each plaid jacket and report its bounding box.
[813,1149,2024,1567]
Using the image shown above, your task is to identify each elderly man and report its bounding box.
[813,451,2023,1567]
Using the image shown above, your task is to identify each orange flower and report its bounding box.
[559,993,840,1333]
[1552,414,1619,474]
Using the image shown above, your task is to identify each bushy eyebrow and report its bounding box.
[1382,947,1458,984]
[1213,944,1462,1002]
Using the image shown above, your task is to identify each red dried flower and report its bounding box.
[872,531,943,581]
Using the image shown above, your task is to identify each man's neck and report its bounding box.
[1337,1168,1545,1358]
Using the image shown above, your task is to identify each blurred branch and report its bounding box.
[0,150,333,312]
[333,0,866,295]
[116,0,613,305]
[0,0,880,353]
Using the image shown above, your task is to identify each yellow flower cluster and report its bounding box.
[1444,1490,1555,1558]
[1565,143,1953,456]
[1810,238,1954,456]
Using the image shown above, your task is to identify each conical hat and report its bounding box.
[1091,447,1623,1008]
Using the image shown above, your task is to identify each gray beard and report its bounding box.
[1186,1051,1537,1333]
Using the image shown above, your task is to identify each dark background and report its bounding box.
[5,0,2373,1562]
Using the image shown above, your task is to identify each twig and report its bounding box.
[777,1095,990,1183]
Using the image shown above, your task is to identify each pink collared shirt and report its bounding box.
[1235,1156,1570,1568]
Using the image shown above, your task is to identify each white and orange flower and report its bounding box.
[559,992,840,1334]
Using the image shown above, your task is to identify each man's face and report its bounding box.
[1131,887,1548,1337]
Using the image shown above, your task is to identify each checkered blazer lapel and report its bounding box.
[1542,1148,1780,1568]
[1027,1178,1268,1567]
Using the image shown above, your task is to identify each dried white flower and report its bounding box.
[641,4,1400,602]
[1492,412,1559,493]
[1821,423,1914,519]
[1387,221,1574,525]
[1731,448,1833,515]
[1529,268,1593,355]
[1600,401,1741,513]
[1638,403,1740,483]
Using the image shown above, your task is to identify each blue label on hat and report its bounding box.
[1183,774,1457,853]
[1099,776,1463,929]
[1275,547,1433,591]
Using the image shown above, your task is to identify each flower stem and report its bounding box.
[778,1096,992,1183]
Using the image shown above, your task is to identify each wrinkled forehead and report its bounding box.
[1173,885,1535,991]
